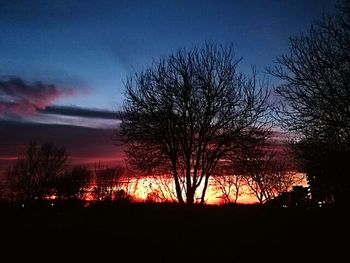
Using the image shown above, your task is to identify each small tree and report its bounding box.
[6,142,68,202]
[54,166,92,201]
[114,189,132,203]
[120,44,269,204]
[213,165,244,204]
[93,163,124,201]
[145,174,178,202]
[233,133,299,204]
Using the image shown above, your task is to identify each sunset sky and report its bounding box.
[0,0,337,175]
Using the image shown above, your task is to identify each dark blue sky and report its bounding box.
[0,0,337,110]
[0,0,340,175]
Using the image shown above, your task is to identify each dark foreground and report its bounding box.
[0,203,349,262]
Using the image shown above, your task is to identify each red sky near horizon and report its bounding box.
[0,78,298,206]
[0,0,333,205]
[0,0,336,175]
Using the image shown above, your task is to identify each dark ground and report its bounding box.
[0,202,349,262]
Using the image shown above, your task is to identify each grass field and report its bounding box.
[1,202,349,262]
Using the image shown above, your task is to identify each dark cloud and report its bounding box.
[39,105,120,120]
[0,77,74,118]
[0,119,124,178]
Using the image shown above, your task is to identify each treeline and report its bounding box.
[119,1,350,206]
[0,140,305,206]
[0,142,132,204]
[1,1,348,207]
[270,1,350,205]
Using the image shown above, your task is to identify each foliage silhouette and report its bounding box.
[270,1,350,205]
[232,132,301,204]
[6,142,68,202]
[54,166,91,201]
[92,163,124,202]
[213,165,244,204]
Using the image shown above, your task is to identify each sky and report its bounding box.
[0,0,337,175]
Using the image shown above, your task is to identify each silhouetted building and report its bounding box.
[268,186,309,207]
[291,186,309,207]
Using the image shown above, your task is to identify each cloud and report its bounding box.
[33,105,121,129]
[0,77,74,118]
[28,113,119,129]
[0,119,124,178]
[38,105,119,120]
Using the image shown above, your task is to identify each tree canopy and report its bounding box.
[120,44,269,204]
[271,1,350,204]
[7,142,68,202]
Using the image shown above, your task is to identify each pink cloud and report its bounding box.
[0,77,75,117]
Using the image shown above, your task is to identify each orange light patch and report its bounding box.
[122,176,259,204]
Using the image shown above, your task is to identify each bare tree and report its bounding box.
[93,163,124,202]
[54,166,92,201]
[120,44,269,205]
[145,174,178,202]
[213,164,244,204]
[234,135,300,204]
[270,1,350,204]
[118,169,137,199]
[270,1,350,139]
[6,142,68,202]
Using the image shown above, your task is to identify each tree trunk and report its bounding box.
[174,177,184,204]
[173,171,184,204]
[185,163,194,205]
[200,175,210,204]
[186,187,195,205]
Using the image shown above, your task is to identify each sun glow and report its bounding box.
[70,173,307,204]
[123,176,258,204]
[121,172,308,204]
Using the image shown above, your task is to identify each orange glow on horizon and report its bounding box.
[121,176,291,204]
[55,173,307,205]
[122,172,308,204]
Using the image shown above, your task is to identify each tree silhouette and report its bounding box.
[54,166,92,201]
[113,189,132,203]
[144,174,178,202]
[270,1,350,204]
[93,163,124,202]
[120,44,269,204]
[6,142,68,203]
[213,165,244,204]
[232,132,299,204]
[293,139,350,205]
